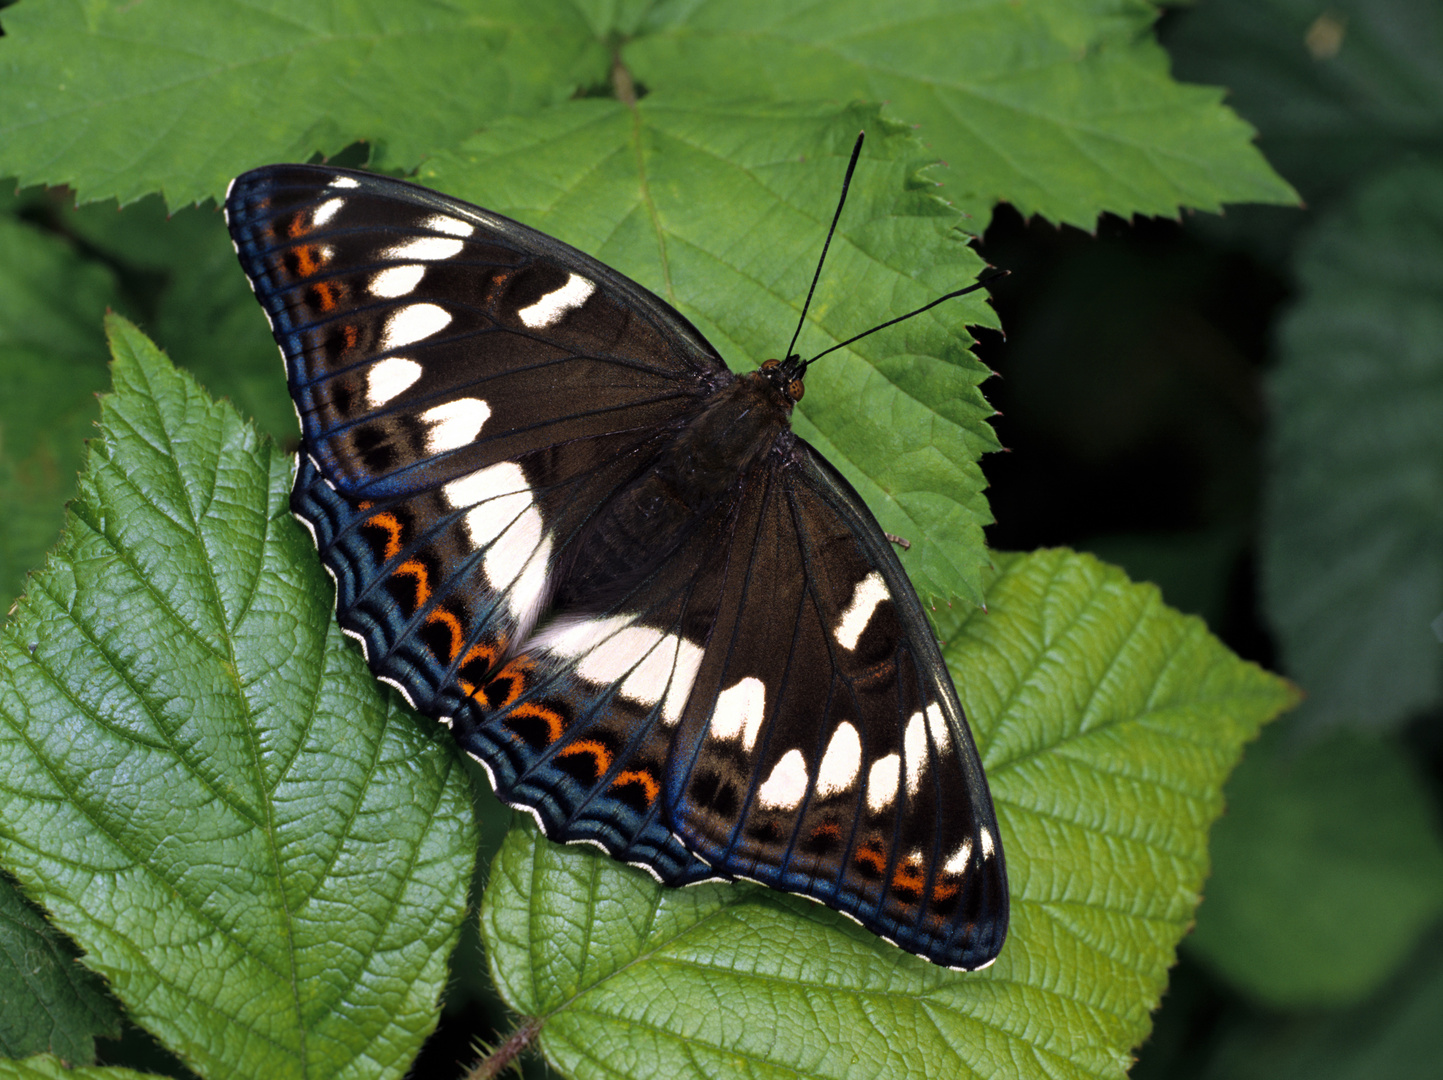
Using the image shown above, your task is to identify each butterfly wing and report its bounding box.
[665,439,1008,970]
[453,424,1007,968]
[226,164,1008,966]
[225,164,733,881]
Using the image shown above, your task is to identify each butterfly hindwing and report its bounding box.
[226,161,1008,970]
[666,441,1007,970]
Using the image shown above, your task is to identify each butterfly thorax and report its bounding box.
[553,367,798,608]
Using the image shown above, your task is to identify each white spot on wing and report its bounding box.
[835,572,889,650]
[366,356,422,406]
[518,273,595,328]
[815,721,861,797]
[622,633,704,724]
[866,754,900,814]
[424,214,474,238]
[384,235,465,261]
[533,614,634,657]
[662,639,704,724]
[371,264,426,298]
[440,461,552,632]
[943,838,974,875]
[534,616,702,724]
[708,677,767,750]
[381,303,451,350]
[444,461,525,513]
[311,197,344,227]
[328,176,360,189]
[905,710,927,796]
[756,749,809,810]
[507,532,552,634]
[926,701,951,756]
[420,397,490,453]
[484,505,542,590]
[979,826,995,860]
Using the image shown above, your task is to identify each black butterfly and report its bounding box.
[224,140,1008,970]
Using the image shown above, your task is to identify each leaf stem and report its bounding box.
[611,48,637,107]
[464,1016,544,1079]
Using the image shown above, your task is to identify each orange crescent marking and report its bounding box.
[294,244,327,277]
[366,511,405,560]
[393,559,431,607]
[853,844,887,876]
[811,821,841,841]
[557,739,614,776]
[507,702,565,745]
[460,640,498,671]
[312,280,340,312]
[929,879,960,903]
[425,607,466,661]
[612,769,660,808]
[483,655,534,709]
[890,861,926,895]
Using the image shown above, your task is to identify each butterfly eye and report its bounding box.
[787,379,805,401]
[760,359,781,370]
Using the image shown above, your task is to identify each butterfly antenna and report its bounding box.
[803,269,1009,369]
[784,131,866,362]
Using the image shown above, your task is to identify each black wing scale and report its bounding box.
[225,162,1008,969]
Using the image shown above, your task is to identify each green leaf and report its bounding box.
[19,190,297,443]
[0,874,121,1064]
[0,317,476,1079]
[1187,725,1443,1007]
[1167,0,1443,203]
[0,1057,154,1080]
[2,1,1295,227]
[1261,163,1443,731]
[627,0,1298,228]
[144,204,299,444]
[424,99,999,606]
[478,550,1297,1080]
[0,0,608,207]
[1199,929,1443,1080]
[0,213,119,606]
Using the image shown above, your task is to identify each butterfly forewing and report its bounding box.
[225,162,1008,970]
[226,165,728,498]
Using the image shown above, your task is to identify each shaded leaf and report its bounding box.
[1261,163,1443,731]
[1168,0,1443,203]
[0,874,121,1064]
[0,214,118,605]
[0,1056,154,1080]
[1188,725,1443,1007]
[479,550,1297,1080]
[0,0,1295,232]
[1200,928,1443,1080]
[15,190,296,443]
[0,0,607,207]
[627,0,1297,228]
[0,318,476,1080]
[424,99,999,606]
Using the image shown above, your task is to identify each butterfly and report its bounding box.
[223,137,1008,970]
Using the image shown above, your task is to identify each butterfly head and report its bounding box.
[758,357,806,405]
